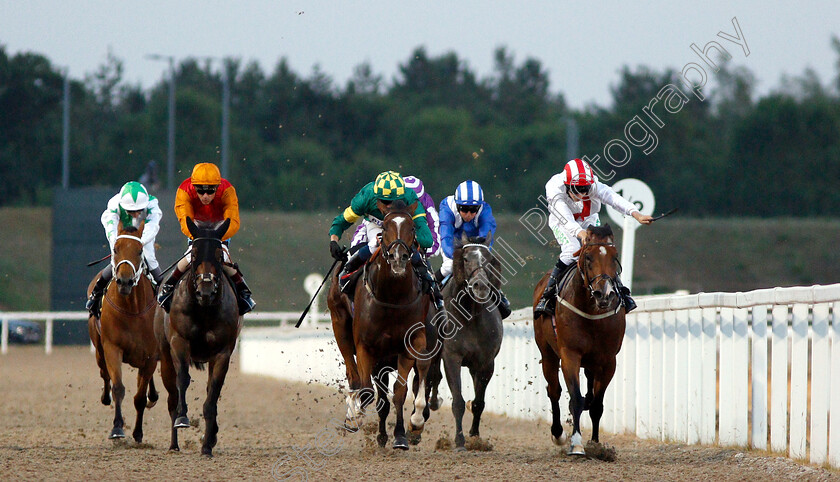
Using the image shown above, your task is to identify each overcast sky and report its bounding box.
[1,1,837,109]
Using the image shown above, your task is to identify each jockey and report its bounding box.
[437,180,512,319]
[85,181,163,317]
[156,162,256,315]
[534,158,653,316]
[329,171,444,310]
[349,175,441,258]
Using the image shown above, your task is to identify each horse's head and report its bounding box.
[112,221,146,296]
[378,200,417,276]
[577,224,621,311]
[453,231,499,303]
[186,216,230,307]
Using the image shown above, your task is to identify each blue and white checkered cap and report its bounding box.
[454,180,483,206]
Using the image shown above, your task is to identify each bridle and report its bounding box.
[381,211,416,270]
[190,236,224,301]
[578,242,621,298]
[557,241,622,319]
[112,234,146,287]
[461,243,495,301]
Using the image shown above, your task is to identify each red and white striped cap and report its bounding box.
[563,158,596,186]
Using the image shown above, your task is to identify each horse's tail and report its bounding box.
[191,361,207,371]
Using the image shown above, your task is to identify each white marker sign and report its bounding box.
[604,178,655,292]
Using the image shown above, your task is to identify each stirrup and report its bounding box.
[86,292,102,318]
[499,295,512,319]
[534,295,555,316]
[157,284,175,312]
[238,295,256,315]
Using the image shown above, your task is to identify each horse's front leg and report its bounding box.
[158,338,180,451]
[540,343,565,445]
[408,357,430,445]
[589,361,616,443]
[560,350,586,455]
[443,352,467,451]
[391,355,414,450]
[170,337,192,430]
[201,350,232,457]
[373,368,390,448]
[132,359,157,443]
[346,345,376,432]
[102,342,125,440]
[468,362,494,438]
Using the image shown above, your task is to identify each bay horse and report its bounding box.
[86,221,159,442]
[154,217,242,457]
[328,200,433,450]
[430,232,503,450]
[532,224,625,455]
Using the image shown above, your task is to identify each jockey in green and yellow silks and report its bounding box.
[329,171,443,310]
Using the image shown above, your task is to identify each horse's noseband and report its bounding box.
[113,234,145,287]
[194,272,220,295]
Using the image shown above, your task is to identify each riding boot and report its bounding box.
[534,259,572,316]
[339,248,368,295]
[86,266,112,318]
[234,278,256,315]
[149,266,164,287]
[413,254,444,311]
[157,267,185,313]
[498,291,512,319]
[434,268,445,284]
[615,276,637,313]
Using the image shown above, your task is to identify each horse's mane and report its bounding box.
[385,199,411,214]
[587,224,614,239]
[194,219,226,232]
[120,225,139,234]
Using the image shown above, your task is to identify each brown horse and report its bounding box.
[328,200,433,450]
[87,221,159,442]
[154,217,242,457]
[532,224,625,455]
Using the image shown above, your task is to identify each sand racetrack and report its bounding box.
[0,346,836,481]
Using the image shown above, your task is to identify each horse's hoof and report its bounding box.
[109,427,125,439]
[343,420,360,433]
[146,399,157,409]
[568,445,586,456]
[407,431,422,446]
[133,432,143,444]
[393,436,409,450]
[377,433,388,448]
[174,416,190,429]
[454,445,467,453]
[201,447,213,458]
[429,396,442,411]
[101,394,111,406]
[168,445,180,452]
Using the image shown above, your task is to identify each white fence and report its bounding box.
[241,283,840,469]
[604,283,840,468]
[0,311,330,355]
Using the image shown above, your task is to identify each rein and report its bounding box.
[104,282,157,317]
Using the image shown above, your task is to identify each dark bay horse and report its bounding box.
[430,232,503,450]
[532,224,625,455]
[86,222,159,442]
[154,217,242,457]
[332,200,433,450]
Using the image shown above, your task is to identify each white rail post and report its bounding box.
[1,317,8,354]
[750,305,769,450]
[829,301,840,468]
[45,318,54,355]
[810,302,830,465]
[303,274,322,328]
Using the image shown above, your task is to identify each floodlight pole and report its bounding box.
[146,54,176,190]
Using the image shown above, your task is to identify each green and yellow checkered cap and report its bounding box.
[372,171,406,200]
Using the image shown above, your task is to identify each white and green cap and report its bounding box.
[118,181,150,211]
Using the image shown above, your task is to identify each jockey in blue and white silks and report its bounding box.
[437,180,511,318]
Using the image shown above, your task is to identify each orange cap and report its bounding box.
[191,163,222,185]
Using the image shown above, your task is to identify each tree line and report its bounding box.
[1,40,840,216]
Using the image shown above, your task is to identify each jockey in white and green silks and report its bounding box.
[85,181,163,317]
[329,171,443,310]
